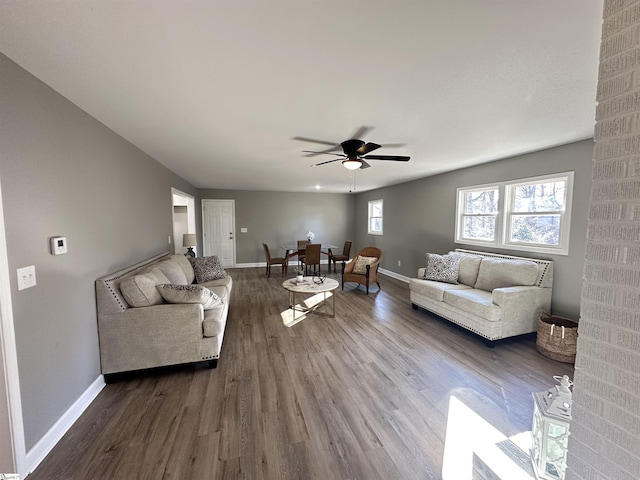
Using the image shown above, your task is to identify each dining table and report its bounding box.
[281,243,339,274]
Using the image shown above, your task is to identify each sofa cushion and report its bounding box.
[449,252,483,287]
[190,256,228,283]
[156,259,188,285]
[120,268,170,307]
[156,284,223,310]
[200,276,233,295]
[424,253,460,284]
[353,255,378,274]
[474,258,539,292]
[170,254,196,284]
[409,278,471,302]
[443,289,501,322]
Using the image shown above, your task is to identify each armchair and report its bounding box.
[341,246,383,294]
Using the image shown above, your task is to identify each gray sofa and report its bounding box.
[95,252,232,378]
[410,249,553,345]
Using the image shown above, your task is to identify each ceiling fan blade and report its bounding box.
[302,150,345,158]
[356,142,381,155]
[349,126,374,140]
[363,155,411,162]
[311,158,343,167]
[292,136,339,147]
[359,160,371,169]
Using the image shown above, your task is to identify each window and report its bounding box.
[368,199,383,235]
[456,172,574,255]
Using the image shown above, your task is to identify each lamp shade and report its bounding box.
[342,158,362,170]
[182,233,197,247]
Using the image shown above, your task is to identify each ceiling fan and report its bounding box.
[293,127,410,170]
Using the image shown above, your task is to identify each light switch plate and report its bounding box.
[241,227,248,233]
[17,265,36,290]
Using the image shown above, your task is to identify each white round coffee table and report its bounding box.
[282,276,339,326]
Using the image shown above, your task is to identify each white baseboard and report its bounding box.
[236,263,410,283]
[236,260,330,269]
[25,375,105,477]
[378,268,410,283]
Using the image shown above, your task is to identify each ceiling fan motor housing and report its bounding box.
[340,139,366,156]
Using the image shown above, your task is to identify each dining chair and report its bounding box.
[296,239,310,266]
[342,246,383,294]
[300,243,321,275]
[262,243,287,277]
[329,240,352,273]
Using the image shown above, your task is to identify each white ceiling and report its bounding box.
[0,1,604,193]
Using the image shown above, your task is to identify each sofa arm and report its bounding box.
[98,303,206,373]
[417,267,426,278]
[492,286,551,326]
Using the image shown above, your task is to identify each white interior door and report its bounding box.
[202,199,235,267]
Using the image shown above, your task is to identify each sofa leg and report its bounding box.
[483,339,496,348]
[411,303,418,310]
[207,359,218,369]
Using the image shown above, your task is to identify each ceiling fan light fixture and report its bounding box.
[342,158,362,170]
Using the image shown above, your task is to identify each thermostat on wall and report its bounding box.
[50,236,68,255]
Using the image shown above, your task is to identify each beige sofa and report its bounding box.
[95,252,232,379]
[409,249,553,346]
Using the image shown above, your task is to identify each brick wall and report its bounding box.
[567,1,640,478]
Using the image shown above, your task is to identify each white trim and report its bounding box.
[25,376,105,477]
[378,268,410,283]
[455,172,574,256]
[236,260,331,269]
[0,178,27,477]
[367,199,384,235]
[171,188,196,256]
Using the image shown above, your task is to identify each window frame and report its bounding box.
[455,172,574,256]
[368,199,384,235]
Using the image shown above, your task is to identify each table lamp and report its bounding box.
[182,233,197,258]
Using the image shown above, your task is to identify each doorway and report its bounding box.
[171,189,196,256]
[0,179,25,476]
[201,199,235,268]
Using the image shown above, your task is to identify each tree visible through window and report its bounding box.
[368,199,383,235]
[456,172,573,255]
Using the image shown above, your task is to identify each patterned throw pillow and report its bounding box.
[189,256,228,283]
[352,255,378,274]
[423,253,460,284]
[156,284,223,310]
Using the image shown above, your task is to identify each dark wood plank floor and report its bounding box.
[27,267,574,480]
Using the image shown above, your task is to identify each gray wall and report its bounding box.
[354,139,593,319]
[0,53,196,450]
[197,189,356,264]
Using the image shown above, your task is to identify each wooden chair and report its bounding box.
[329,240,352,273]
[342,246,383,294]
[300,243,321,275]
[295,239,310,267]
[262,243,287,277]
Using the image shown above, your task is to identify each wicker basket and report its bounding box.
[536,312,578,363]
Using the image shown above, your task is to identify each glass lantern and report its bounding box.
[531,375,573,480]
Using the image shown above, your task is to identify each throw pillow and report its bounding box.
[156,284,223,310]
[352,255,378,274]
[189,256,228,283]
[423,253,460,284]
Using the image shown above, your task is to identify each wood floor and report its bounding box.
[27,267,574,480]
